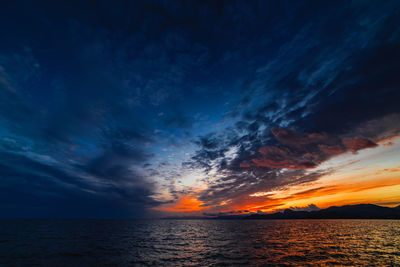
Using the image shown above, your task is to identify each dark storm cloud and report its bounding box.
[0,150,160,218]
[80,143,152,180]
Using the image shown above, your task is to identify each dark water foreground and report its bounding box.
[0,219,399,266]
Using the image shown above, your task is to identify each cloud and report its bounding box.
[342,137,378,153]
[247,128,380,170]
[375,166,400,175]
[0,144,163,217]
[271,127,327,146]
[318,144,344,154]
[157,195,204,213]
[252,146,317,170]
[289,204,320,212]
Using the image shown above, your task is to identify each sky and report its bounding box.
[0,0,400,218]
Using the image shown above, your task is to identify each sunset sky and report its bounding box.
[0,0,399,218]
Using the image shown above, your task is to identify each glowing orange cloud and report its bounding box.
[156,195,205,213]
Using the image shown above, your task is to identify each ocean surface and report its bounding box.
[0,219,399,266]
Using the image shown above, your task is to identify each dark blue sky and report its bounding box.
[1,0,400,218]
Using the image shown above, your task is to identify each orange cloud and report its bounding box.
[383,141,395,147]
[156,195,205,213]
[375,166,400,175]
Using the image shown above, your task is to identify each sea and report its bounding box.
[0,219,399,266]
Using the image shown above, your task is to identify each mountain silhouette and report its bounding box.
[244,204,400,219]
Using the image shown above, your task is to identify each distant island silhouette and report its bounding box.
[240,204,400,219]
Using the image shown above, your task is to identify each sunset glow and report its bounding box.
[158,136,400,215]
[158,196,205,213]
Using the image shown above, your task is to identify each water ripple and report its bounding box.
[0,219,399,266]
